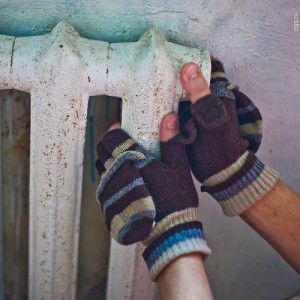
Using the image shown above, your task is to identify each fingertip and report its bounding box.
[180,62,201,80]
[180,62,211,104]
[108,122,121,132]
[160,113,179,142]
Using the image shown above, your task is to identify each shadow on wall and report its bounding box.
[0,89,30,299]
[75,95,121,300]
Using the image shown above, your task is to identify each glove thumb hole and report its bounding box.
[159,113,189,163]
[160,138,188,164]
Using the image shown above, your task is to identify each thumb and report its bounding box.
[180,62,211,104]
[159,113,179,142]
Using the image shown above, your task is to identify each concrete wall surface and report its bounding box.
[0,1,299,299]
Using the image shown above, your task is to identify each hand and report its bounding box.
[179,57,263,153]
[178,59,279,216]
[95,116,211,279]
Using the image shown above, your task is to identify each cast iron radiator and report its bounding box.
[0,21,210,300]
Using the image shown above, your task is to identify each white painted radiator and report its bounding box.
[0,21,210,300]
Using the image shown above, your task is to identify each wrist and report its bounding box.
[157,253,213,300]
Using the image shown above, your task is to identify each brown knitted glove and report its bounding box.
[179,59,279,216]
[95,129,211,279]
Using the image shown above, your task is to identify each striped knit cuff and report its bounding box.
[202,152,279,216]
[143,208,211,281]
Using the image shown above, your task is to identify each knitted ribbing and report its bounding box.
[178,58,277,216]
[143,208,211,280]
[202,152,279,216]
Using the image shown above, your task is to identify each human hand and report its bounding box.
[179,59,278,216]
[95,116,211,279]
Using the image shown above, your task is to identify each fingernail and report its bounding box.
[165,116,179,130]
[185,63,200,80]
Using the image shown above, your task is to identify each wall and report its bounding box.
[0,1,299,299]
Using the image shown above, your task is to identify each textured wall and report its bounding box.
[1,1,299,299]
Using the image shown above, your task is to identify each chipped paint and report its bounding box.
[107,27,210,156]
[0,21,210,299]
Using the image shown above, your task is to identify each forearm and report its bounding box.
[157,254,213,300]
[241,180,300,272]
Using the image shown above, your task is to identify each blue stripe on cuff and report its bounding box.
[213,158,265,202]
[146,228,206,269]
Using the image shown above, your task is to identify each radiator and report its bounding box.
[0,21,210,300]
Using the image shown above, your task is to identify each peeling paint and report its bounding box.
[1,1,299,298]
[0,21,210,299]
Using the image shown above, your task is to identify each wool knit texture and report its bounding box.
[143,137,211,280]
[178,58,278,216]
[202,151,279,216]
[211,58,263,153]
[179,57,263,154]
[95,129,211,279]
[95,131,156,245]
[143,207,211,280]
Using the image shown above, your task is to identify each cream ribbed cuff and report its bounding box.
[203,153,279,216]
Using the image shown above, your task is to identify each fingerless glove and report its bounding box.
[179,59,279,216]
[96,129,211,279]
